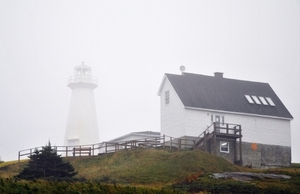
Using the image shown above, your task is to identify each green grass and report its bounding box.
[1,150,300,193]
[0,160,28,179]
[66,149,240,186]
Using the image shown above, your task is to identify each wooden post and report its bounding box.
[145,139,147,149]
[234,140,237,162]
[226,123,229,134]
[66,146,68,157]
[239,128,242,165]
[105,142,107,154]
[18,151,20,163]
[170,137,172,151]
[79,146,81,157]
[163,135,165,149]
[204,131,207,152]
[213,126,217,155]
[193,140,196,150]
[178,139,181,151]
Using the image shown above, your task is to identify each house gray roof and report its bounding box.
[164,72,293,119]
[107,131,161,143]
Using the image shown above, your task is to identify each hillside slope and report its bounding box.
[0,149,240,185]
[1,150,300,193]
[66,149,240,185]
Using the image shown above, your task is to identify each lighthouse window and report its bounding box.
[68,139,79,146]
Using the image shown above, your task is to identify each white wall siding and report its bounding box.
[225,113,291,147]
[184,108,291,147]
[185,109,212,136]
[160,78,186,138]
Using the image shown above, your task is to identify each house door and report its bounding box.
[215,115,221,133]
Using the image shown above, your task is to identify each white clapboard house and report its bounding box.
[158,72,293,167]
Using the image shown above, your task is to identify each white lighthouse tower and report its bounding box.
[64,63,100,147]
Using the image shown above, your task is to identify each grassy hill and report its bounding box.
[1,149,300,193]
[66,149,241,185]
[0,149,240,184]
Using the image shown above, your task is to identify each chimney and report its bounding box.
[214,72,223,78]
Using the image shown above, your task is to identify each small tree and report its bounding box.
[16,141,77,180]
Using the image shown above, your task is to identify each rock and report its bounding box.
[211,172,291,181]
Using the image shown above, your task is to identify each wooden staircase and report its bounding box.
[194,122,243,165]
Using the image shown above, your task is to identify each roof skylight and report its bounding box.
[259,96,268,105]
[251,96,261,104]
[245,95,276,107]
[266,97,276,106]
[245,95,254,104]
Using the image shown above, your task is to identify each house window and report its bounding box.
[245,95,254,104]
[165,90,170,105]
[259,96,268,105]
[251,96,261,104]
[220,141,229,153]
[211,115,225,125]
[265,97,275,106]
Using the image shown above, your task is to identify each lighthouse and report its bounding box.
[64,63,100,147]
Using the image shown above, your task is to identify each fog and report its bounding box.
[0,1,299,162]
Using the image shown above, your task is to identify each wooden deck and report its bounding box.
[18,122,243,164]
[18,135,195,162]
[194,122,242,164]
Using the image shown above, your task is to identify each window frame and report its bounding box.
[258,96,268,105]
[245,95,254,104]
[165,90,170,105]
[220,141,229,153]
[265,97,276,106]
[251,95,261,104]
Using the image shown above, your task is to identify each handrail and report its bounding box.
[18,135,196,162]
[18,123,242,162]
[194,122,242,147]
[68,75,98,85]
[194,123,214,145]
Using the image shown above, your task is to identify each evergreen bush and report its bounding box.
[16,141,77,180]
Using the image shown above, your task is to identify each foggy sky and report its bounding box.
[0,1,299,162]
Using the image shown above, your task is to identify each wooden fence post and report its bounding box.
[92,145,94,156]
[226,123,229,134]
[239,126,242,165]
[204,130,207,152]
[213,126,217,155]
